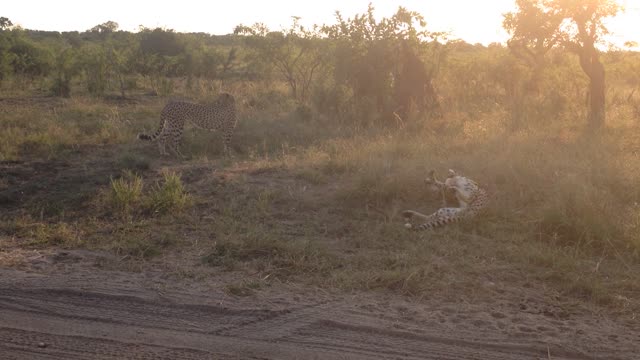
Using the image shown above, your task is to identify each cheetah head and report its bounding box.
[425,169,458,200]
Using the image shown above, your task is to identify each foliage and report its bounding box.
[0,16,12,30]
[8,32,53,81]
[0,4,632,133]
[321,4,446,122]
[503,0,623,130]
[235,17,329,104]
[50,47,78,97]
[503,0,563,66]
[80,43,110,96]
[90,21,119,35]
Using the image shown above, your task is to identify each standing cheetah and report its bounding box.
[138,93,237,157]
[403,169,488,231]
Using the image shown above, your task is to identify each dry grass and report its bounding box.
[222,105,640,309]
[1,88,639,313]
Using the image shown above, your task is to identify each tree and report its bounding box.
[139,27,183,57]
[80,44,109,95]
[0,22,15,84]
[221,47,237,75]
[90,21,119,35]
[0,17,12,30]
[504,0,622,130]
[503,1,563,128]
[503,0,562,91]
[557,0,621,130]
[9,35,52,82]
[51,47,79,97]
[136,27,184,95]
[394,41,440,119]
[107,37,137,97]
[322,4,444,122]
[236,17,328,104]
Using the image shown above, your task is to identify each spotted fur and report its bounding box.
[138,93,237,157]
[403,169,488,231]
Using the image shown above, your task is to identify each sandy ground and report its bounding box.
[0,249,638,360]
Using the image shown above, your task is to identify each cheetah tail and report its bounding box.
[137,133,155,141]
[411,217,456,231]
[137,119,165,141]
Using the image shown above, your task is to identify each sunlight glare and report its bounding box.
[2,0,637,47]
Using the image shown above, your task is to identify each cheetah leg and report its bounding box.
[168,140,185,159]
[221,124,235,157]
[158,143,168,156]
[402,210,431,221]
[157,129,170,156]
[168,128,186,159]
[425,170,449,207]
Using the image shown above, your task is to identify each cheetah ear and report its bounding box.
[447,169,456,178]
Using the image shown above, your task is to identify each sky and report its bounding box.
[3,0,639,47]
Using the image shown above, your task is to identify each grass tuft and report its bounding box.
[109,171,143,218]
[147,171,191,214]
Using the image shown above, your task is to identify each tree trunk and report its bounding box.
[587,59,605,130]
[577,45,606,131]
[119,75,126,98]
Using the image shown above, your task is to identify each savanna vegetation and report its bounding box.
[1,1,639,312]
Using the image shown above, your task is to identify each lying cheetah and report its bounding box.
[403,169,488,231]
[138,93,237,157]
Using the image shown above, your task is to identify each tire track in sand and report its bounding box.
[0,285,602,360]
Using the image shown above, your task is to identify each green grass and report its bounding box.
[1,216,84,248]
[104,170,191,219]
[146,171,191,214]
[0,97,163,160]
[109,171,143,218]
[112,225,176,259]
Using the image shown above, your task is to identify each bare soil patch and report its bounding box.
[1,253,638,360]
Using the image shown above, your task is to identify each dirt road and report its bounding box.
[0,252,637,360]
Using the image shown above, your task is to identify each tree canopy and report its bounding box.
[504,0,622,129]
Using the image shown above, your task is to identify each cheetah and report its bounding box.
[402,169,488,231]
[138,93,237,157]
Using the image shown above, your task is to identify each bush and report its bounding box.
[50,77,71,97]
